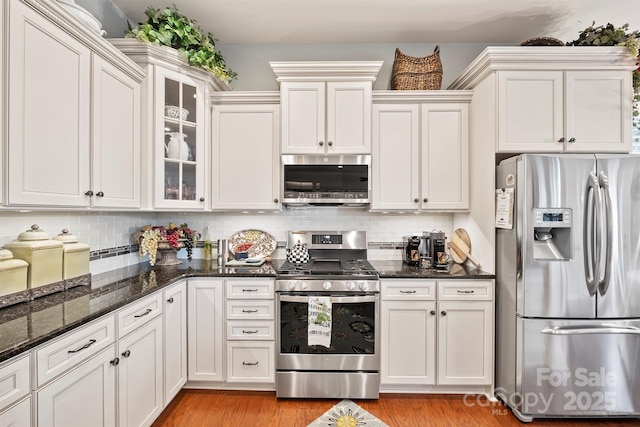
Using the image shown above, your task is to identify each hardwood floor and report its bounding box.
[152,390,640,427]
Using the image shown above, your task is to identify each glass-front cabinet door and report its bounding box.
[154,68,206,209]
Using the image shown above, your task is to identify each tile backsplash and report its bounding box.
[0,209,452,274]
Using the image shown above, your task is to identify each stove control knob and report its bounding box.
[322,281,332,290]
[359,282,369,291]
[346,281,356,290]
[287,281,297,291]
[300,281,308,290]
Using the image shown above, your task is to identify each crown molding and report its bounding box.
[269,61,384,83]
[108,38,232,92]
[372,90,473,103]
[210,91,281,105]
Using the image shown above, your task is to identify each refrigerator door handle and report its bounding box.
[542,325,640,335]
[598,171,613,297]
[583,172,601,296]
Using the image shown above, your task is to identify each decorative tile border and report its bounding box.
[90,241,405,262]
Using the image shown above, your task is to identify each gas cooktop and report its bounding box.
[277,259,378,278]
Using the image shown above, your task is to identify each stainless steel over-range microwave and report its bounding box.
[281,155,371,206]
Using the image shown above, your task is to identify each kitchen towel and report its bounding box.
[308,296,332,347]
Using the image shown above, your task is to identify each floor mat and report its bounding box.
[308,399,389,427]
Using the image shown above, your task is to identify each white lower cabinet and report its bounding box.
[0,397,31,427]
[187,279,224,382]
[380,279,494,392]
[117,315,164,427]
[163,281,187,405]
[36,346,117,427]
[225,279,275,387]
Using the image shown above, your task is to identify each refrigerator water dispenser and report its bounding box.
[533,208,572,261]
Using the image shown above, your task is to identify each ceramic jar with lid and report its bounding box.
[3,224,64,295]
[0,249,29,307]
[53,228,90,285]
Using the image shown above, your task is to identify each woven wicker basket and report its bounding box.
[391,46,443,90]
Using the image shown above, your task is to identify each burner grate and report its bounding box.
[310,260,342,274]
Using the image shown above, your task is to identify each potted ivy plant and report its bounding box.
[566,22,640,121]
[124,5,237,83]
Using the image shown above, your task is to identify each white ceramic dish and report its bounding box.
[228,230,277,258]
[57,0,106,36]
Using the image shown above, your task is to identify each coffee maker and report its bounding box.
[402,235,421,266]
[430,231,448,269]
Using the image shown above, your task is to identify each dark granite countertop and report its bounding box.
[371,260,495,279]
[0,258,493,364]
[0,259,283,364]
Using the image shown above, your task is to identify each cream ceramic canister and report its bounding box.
[165,132,190,160]
[53,228,90,282]
[0,249,29,303]
[3,224,63,292]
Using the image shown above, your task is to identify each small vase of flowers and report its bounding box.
[136,223,198,266]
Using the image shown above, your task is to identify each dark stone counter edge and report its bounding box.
[0,260,494,364]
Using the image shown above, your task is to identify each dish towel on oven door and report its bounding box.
[308,296,332,347]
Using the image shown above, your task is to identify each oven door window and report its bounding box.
[279,295,376,355]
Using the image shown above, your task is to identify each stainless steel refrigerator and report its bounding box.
[496,154,640,422]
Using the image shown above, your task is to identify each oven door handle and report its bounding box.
[278,294,377,304]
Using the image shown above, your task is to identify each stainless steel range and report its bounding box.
[276,230,380,399]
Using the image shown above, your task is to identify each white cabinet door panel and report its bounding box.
[372,104,419,210]
[327,81,372,154]
[212,104,280,209]
[421,104,469,210]
[163,281,187,405]
[117,316,163,427]
[37,346,117,427]
[281,82,325,153]
[565,71,631,152]
[8,1,91,206]
[0,397,31,427]
[91,55,141,208]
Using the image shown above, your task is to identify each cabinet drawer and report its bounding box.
[226,342,275,383]
[226,320,275,341]
[117,292,162,338]
[226,279,274,299]
[226,300,274,320]
[35,315,115,387]
[437,280,493,301]
[382,280,436,301]
[0,354,30,412]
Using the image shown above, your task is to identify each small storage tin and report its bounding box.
[53,229,91,287]
[3,224,64,297]
[0,249,30,307]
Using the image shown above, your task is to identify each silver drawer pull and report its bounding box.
[134,308,152,318]
[68,339,96,354]
[242,288,259,292]
[242,309,259,313]
[242,330,259,334]
[456,290,475,294]
[242,361,259,366]
[400,290,416,294]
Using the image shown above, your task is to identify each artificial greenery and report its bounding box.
[125,5,236,83]
[567,22,640,119]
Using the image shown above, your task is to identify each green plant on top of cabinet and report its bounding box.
[211,93,281,210]
[271,61,382,155]
[372,92,471,211]
[110,39,230,210]
[6,0,143,208]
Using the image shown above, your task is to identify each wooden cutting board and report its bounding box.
[450,228,480,268]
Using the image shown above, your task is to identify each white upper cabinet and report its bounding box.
[372,92,471,211]
[271,61,382,155]
[211,93,281,210]
[497,70,632,153]
[449,47,636,154]
[6,0,144,208]
[0,0,4,206]
[110,39,230,211]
